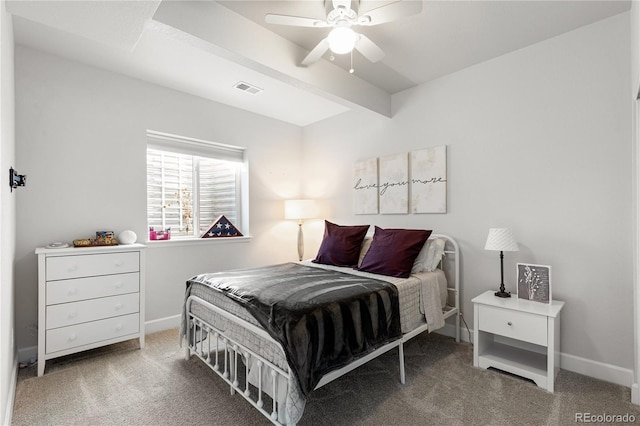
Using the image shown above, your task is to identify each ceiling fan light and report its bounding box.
[327,27,358,54]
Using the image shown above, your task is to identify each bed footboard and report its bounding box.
[185,295,290,425]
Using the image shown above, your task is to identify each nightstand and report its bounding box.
[472,290,564,392]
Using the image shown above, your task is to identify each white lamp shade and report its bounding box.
[484,228,519,252]
[284,200,318,220]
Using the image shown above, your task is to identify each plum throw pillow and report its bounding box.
[359,227,432,278]
[313,221,370,267]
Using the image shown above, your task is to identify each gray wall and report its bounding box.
[302,13,633,371]
[14,47,304,351]
[0,2,16,424]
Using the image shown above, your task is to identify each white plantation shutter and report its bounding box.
[147,149,194,237]
[198,158,239,234]
[146,132,244,238]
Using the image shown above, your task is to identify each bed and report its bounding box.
[181,228,460,425]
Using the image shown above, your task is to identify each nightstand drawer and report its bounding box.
[46,273,139,305]
[478,305,547,346]
[46,252,139,281]
[46,293,139,329]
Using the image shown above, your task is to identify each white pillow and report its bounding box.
[411,238,446,273]
[411,240,430,273]
[357,237,373,267]
[425,238,446,271]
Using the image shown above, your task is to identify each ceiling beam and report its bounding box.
[153,0,391,119]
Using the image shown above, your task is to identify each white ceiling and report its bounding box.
[8,0,631,127]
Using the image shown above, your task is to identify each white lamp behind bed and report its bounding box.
[285,199,318,261]
[485,228,519,298]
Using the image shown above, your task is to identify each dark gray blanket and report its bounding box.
[187,263,401,397]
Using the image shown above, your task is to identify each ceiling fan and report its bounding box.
[265,0,423,68]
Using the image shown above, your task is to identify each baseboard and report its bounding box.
[145,315,181,334]
[435,322,472,343]
[435,311,476,344]
[632,383,639,405]
[3,352,18,426]
[17,346,36,365]
[561,351,634,388]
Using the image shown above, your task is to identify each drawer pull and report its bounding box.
[507,321,513,326]
[114,260,124,267]
[115,303,124,311]
[67,288,78,296]
[115,324,124,332]
[67,265,78,273]
[68,333,77,342]
[114,281,124,289]
[68,311,78,319]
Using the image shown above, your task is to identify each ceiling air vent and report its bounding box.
[233,81,263,95]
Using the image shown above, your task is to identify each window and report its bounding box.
[146,131,246,239]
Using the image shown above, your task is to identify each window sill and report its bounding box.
[145,235,252,248]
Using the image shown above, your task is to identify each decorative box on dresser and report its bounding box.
[472,290,564,392]
[36,243,146,376]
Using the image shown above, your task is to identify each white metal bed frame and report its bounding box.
[184,234,460,425]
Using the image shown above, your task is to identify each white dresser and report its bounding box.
[472,290,564,392]
[36,243,146,376]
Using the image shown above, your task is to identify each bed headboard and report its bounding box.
[430,234,460,335]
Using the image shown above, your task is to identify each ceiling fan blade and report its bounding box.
[355,34,385,63]
[302,38,330,66]
[357,0,423,26]
[265,13,328,28]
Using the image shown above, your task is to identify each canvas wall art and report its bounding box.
[353,158,379,214]
[410,146,447,213]
[379,153,409,214]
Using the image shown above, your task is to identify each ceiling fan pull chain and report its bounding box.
[349,50,354,74]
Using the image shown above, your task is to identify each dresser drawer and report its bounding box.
[46,293,139,329]
[478,305,547,346]
[46,252,139,281]
[47,273,139,305]
[46,313,139,354]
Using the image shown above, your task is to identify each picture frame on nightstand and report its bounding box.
[517,263,551,303]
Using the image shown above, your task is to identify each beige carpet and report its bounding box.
[12,329,640,425]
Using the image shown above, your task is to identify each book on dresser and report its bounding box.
[35,243,146,376]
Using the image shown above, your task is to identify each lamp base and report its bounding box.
[494,281,511,298]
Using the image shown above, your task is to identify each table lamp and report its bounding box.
[484,228,519,298]
[285,199,317,261]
